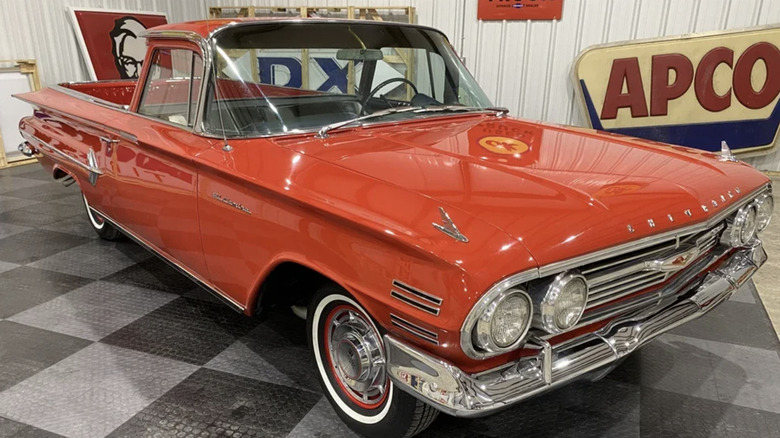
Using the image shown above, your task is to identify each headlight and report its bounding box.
[536,272,588,333]
[469,288,533,354]
[755,193,774,231]
[723,204,758,246]
[741,207,758,243]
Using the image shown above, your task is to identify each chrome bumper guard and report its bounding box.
[385,243,767,417]
[17,141,35,157]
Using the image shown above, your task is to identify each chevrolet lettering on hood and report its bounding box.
[15,17,772,438]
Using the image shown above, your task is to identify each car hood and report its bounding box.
[278,115,769,266]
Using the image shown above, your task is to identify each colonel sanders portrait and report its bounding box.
[110,17,147,79]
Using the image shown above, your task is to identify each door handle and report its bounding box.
[119,131,137,143]
[99,136,119,144]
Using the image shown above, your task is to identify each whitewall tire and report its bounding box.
[307,285,439,438]
[82,194,121,240]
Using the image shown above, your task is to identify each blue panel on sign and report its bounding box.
[580,80,780,152]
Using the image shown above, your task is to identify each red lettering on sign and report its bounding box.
[650,54,694,116]
[733,42,780,109]
[598,41,780,120]
[695,47,734,112]
[601,58,648,120]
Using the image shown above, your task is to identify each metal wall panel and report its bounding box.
[3,0,780,169]
[0,0,203,85]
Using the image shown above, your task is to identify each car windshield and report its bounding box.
[205,22,493,137]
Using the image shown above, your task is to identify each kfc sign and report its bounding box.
[68,7,168,81]
[574,25,780,155]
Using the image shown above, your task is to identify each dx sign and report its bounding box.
[259,57,358,93]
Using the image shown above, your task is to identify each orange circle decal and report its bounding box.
[478,136,529,155]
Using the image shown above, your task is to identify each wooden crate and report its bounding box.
[0,59,40,169]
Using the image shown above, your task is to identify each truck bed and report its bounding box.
[60,80,137,107]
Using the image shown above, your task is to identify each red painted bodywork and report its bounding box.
[15,19,770,374]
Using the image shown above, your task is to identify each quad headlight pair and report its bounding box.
[465,190,773,359]
[463,272,588,358]
[722,193,773,247]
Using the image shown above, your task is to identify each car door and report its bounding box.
[101,43,212,276]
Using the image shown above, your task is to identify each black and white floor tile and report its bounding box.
[1,163,780,438]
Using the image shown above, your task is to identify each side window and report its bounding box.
[138,49,203,127]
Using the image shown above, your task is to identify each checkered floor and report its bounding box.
[1,163,780,438]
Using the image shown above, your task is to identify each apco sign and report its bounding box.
[478,0,563,21]
[574,26,780,155]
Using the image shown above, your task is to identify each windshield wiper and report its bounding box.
[412,105,509,116]
[316,106,423,139]
[315,105,510,139]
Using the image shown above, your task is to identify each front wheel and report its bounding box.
[308,286,439,438]
[82,194,121,240]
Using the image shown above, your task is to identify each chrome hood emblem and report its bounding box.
[432,207,468,243]
[645,245,700,272]
[719,140,738,162]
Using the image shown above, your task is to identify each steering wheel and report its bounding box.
[362,78,419,111]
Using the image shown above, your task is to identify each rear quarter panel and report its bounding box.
[17,88,123,209]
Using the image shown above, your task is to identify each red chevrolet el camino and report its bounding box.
[16,18,772,437]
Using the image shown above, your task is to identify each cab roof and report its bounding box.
[146,17,434,39]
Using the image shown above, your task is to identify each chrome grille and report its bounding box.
[580,224,724,311]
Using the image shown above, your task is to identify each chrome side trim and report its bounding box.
[392,280,443,306]
[119,131,138,143]
[391,291,440,316]
[49,84,129,113]
[390,314,439,345]
[92,208,245,313]
[20,131,103,178]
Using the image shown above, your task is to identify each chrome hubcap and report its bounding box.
[327,308,387,406]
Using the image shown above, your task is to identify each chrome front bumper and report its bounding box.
[385,243,767,417]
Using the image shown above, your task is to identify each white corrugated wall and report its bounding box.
[2,0,780,169]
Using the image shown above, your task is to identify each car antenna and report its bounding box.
[207,12,232,152]
[211,56,233,152]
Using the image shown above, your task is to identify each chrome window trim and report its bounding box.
[27,22,483,141]
[49,83,204,136]
[461,182,771,359]
[42,30,211,137]
[135,49,206,130]
[201,18,450,43]
[144,20,495,141]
